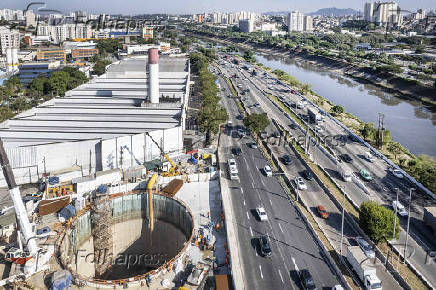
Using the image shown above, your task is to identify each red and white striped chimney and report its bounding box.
[148,48,159,104]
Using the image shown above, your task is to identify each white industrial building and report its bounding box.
[0,52,190,187]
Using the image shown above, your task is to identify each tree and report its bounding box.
[387,142,403,160]
[93,60,111,76]
[330,105,344,115]
[243,50,256,63]
[29,76,48,95]
[0,107,15,122]
[361,122,377,141]
[243,113,270,137]
[359,201,400,243]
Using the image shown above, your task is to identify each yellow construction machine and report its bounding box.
[145,132,180,177]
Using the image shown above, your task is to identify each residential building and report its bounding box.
[364,2,402,26]
[37,48,66,62]
[261,23,276,31]
[143,26,154,40]
[239,19,254,33]
[37,24,93,44]
[18,61,60,84]
[288,11,304,32]
[0,9,24,21]
[303,16,313,32]
[25,10,36,28]
[0,27,20,55]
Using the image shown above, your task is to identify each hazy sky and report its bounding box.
[1,0,434,15]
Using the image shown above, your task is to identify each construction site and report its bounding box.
[0,49,231,289]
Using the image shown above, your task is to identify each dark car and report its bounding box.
[304,170,313,180]
[290,123,298,130]
[341,154,353,163]
[282,155,292,165]
[232,147,242,156]
[298,269,316,290]
[258,235,272,257]
[273,132,280,138]
[348,134,360,143]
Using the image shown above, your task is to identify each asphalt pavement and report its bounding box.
[217,69,342,289]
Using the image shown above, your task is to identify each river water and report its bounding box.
[255,53,436,157]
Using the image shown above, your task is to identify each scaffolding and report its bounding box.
[91,198,113,279]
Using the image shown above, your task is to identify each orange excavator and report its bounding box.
[145,132,180,177]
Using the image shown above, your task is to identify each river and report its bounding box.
[255,53,436,157]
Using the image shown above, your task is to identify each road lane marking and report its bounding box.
[250,226,253,236]
[246,211,250,220]
[278,269,284,283]
[269,198,273,206]
[240,188,244,194]
[259,265,263,279]
[278,223,284,233]
[243,199,246,206]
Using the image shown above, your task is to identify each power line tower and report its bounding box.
[377,113,385,148]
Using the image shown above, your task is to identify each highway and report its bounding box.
[217,54,436,287]
[215,62,402,289]
[216,67,342,289]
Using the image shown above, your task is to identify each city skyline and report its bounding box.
[1,0,435,15]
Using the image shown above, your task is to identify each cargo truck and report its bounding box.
[346,246,382,290]
[424,207,436,235]
[308,108,322,124]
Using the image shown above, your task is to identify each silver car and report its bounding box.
[355,236,375,258]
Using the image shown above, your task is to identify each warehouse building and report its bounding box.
[0,52,190,187]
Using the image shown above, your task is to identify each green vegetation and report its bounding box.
[243,51,256,63]
[0,67,88,122]
[190,51,228,142]
[96,39,123,56]
[359,201,400,243]
[243,113,270,136]
[28,67,88,97]
[330,105,344,115]
[93,59,112,76]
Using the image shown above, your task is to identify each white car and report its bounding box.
[392,200,408,217]
[355,236,375,258]
[391,168,404,179]
[263,165,273,177]
[315,125,323,133]
[295,177,307,190]
[256,207,268,221]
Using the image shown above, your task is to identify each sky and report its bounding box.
[1,0,435,15]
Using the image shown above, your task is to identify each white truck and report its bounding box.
[340,167,352,182]
[347,246,382,290]
[227,159,239,181]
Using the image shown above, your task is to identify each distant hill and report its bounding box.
[308,7,360,16]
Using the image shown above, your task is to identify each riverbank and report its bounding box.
[191,32,436,110]
[252,59,436,194]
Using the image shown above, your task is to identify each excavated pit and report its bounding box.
[59,192,194,283]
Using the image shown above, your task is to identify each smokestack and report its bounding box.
[148,48,159,104]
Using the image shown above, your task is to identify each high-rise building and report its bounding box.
[142,26,154,40]
[0,27,20,55]
[364,2,402,26]
[239,19,254,33]
[303,16,313,31]
[25,10,36,28]
[288,11,304,32]
[37,24,92,44]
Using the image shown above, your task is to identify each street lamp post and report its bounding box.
[340,187,346,257]
[403,188,415,264]
[392,187,399,241]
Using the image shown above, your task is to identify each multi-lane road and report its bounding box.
[215,53,436,287]
[216,68,343,289]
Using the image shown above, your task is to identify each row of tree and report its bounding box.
[190,51,228,143]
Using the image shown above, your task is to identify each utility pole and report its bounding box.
[403,188,415,264]
[377,113,385,148]
[392,188,399,240]
[340,187,346,257]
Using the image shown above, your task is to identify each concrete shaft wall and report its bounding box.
[60,193,194,284]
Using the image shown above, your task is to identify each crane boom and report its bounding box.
[145,132,178,176]
[0,139,38,256]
